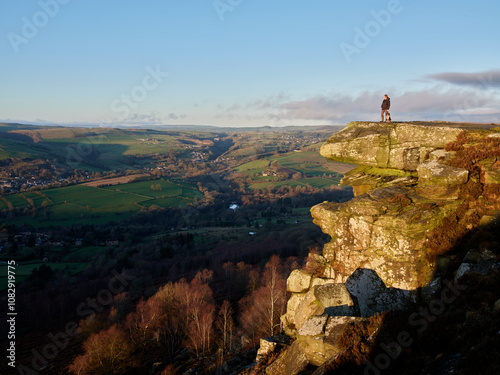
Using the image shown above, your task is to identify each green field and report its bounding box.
[103,179,183,199]
[0,179,202,226]
[23,192,48,207]
[0,125,218,172]
[2,195,31,208]
[248,177,341,190]
[235,151,352,178]
[0,199,8,210]
[62,246,102,262]
[0,261,88,289]
[234,148,350,192]
[270,152,342,176]
[235,159,271,172]
[44,131,184,158]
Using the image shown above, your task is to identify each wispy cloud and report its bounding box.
[426,69,500,88]
[111,111,187,126]
[167,113,187,120]
[0,111,189,128]
[212,85,500,126]
[279,88,500,124]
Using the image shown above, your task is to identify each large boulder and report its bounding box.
[345,268,416,317]
[287,269,313,293]
[416,161,469,199]
[340,165,417,197]
[256,338,278,362]
[320,122,462,170]
[311,186,462,290]
[269,315,365,372]
[289,283,358,331]
[298,315,365,367]
[256,335,290,362]
[265,341,309,375]
[417,161,468,186]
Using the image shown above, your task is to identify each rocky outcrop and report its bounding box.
[320,122,463,170]
[260,121,500,374]
[310,186,462,290]
[281,275,359,333]
[312,122,500,294]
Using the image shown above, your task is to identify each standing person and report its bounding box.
[381,94,390,122]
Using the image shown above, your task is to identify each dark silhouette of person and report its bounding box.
[381,95,390,122]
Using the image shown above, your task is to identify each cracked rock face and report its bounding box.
[266,123,500,373]
[311,185,461,290]
[312,122,477,291]
[320,122,462,170]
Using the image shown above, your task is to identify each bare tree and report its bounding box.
[239,256,287,348]
[216,300,236,353]
[125,297,165,348]
[69,324,135,375]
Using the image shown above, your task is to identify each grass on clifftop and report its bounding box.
[348,165,417,178]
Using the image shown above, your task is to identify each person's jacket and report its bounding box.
[381,98,390,110]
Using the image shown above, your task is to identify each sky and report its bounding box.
[1,0,500,128]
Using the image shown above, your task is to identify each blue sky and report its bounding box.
[1,0,499,127]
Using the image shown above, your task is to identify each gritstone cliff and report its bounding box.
[260,121,500,374]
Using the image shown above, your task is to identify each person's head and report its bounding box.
[384,94,388,99]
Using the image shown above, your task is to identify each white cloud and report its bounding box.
[278,87,500,124]
[426,69,500,88]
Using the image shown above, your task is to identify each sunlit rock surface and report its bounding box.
[260,122,500,374]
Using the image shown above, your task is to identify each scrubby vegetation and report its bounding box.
[426,131,500,260]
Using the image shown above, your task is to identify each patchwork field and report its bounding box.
[1,179,202,226]
[234,149,353,191]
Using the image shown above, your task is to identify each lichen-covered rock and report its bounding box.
[292,288,326,331]
[267,122,500,374]
[315,284,357,314]
[256,338,279,362]
[310,276,337,288]
[320,122,462,170]
[265,341,309,375]
[285,283,358,332]
[417,161,469,186]
[429,149,455,162]
[281,293,307,332]
[287,269,313,293]
[297,315,364,366]
[271,315,368,371]
[311,186,462,290]
[416,161,469,198]
[298,315,329,336]
[340,165,417,197]
[344,268,416,316]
